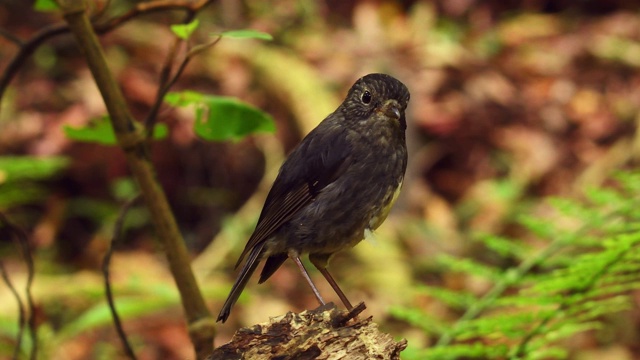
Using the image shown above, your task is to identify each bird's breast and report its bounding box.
[368,178,403,231]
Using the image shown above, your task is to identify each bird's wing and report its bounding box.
[235,123,352,268]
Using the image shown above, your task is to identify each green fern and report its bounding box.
[392,171,640,359]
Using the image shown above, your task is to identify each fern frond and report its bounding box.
[476,233,531,260]
[388,305,448,335]
[397,170,640,359]
[417,285,479,310]
[418,342,509,360]
[437,254,503,280]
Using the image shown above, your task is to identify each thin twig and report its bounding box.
[0,261,25,360]
[103,195,142,360]
[0,23,68,105]
[143,10,198,136]
[0,28,24,46]
[90,0,112,22]
[0,0,215,107]
[143,36,222,135]
[0,213,37,360]
[94,0,212,32]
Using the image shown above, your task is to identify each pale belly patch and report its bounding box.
[368,178,403,231]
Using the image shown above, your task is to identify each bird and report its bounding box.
[217,73,410,323]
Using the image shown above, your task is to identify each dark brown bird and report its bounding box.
[217,73,410,323]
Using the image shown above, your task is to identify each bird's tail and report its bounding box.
[217,243,265,323]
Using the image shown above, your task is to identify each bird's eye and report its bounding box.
[361,91,372,104]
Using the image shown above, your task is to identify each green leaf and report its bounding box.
[164,90,204,107]
[152,123,169,140]
[63,117,117,144]
[0,156,69,208]
[171,19,200,40]
[34,0,59,11]
[165,91,276,142]
[63,116,168,145]
[197,97,275,141]
[0,156,69,183]
[217,29,273,41]
[0,182,48,208]
[111,177,139,201]
[58,296,176,341]
[66,198,118,223]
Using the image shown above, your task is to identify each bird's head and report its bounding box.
[342,73,410,130]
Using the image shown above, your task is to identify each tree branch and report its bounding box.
[59,2,214,357]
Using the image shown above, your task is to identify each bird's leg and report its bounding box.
[317,267,354,310]
[288,250,326,306]
[309,253,354,310]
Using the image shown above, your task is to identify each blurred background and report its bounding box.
[1,0,639,359]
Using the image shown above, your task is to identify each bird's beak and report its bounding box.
[381,100,402,120]
[389,106,401,120]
